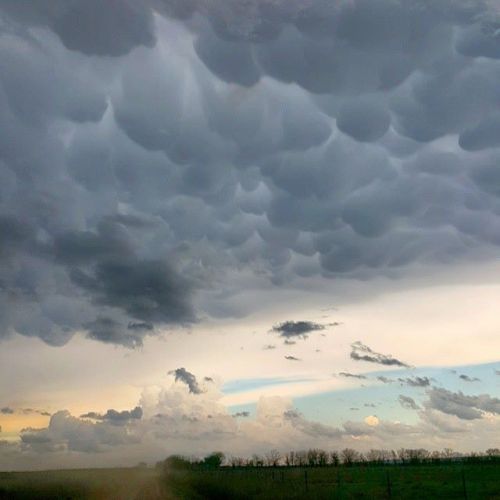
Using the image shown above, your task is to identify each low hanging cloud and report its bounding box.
[350,341,410,368]
[169,368,204,394]
[425,388,500,421]
[398,376,432,387]
[80,406,143,424]
[0,407,14,415]
[232,411,250,418]
[398,395,420,410]
[459,374,481,383]
[271,320,325,339]
[338,372,367,380]
[376,376,394,384]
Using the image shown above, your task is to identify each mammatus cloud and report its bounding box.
[271,321,325,339]
[350,342,410,368]
[398,395,420,410]
[169,368,204,394]
[425,388,500,420]
[1,1,500,347]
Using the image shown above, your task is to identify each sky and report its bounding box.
[0,0,500,470]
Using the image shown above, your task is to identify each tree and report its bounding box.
[341,448,359,466]
[307,448,320,466]
[317,449,329,466]
[330,451,340,466]
[265,449,281,467]
[203,451,225,469]
[163,455,192,471]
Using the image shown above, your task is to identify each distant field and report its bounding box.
[1,463,500,499]
[0,467,163,500]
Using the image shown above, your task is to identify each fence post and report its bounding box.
[386,470,392,499]
[461,469,468,500]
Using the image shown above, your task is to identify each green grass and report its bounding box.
[1,463,499,499]
[163,463,500,499]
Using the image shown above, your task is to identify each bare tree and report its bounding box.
[341,448,360,466]
[318,449,329,466]
[486,448,500,458]
[330,451,340,466]
[265,449,281,467]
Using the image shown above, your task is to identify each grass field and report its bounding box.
[0,467,163,500]
[164,463,500,500]
[1,463,499,499]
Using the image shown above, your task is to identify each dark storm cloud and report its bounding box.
[169,368,203,394]
[0,0,155,56]
[425,388,500,420]
[72,258,195,325]
[398,395,420,410]
[272,320,325,339]
[2,0,500,347]
[350,342,410,368]
[80,406,143,425]
[398,376,432,387]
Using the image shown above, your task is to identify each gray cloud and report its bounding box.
[80,406,143,425]
[425,387,500,420]
[398,376,432,387]
[284,409,342,438]
[376,376,394,384]
[232,411,250,418]
[350,341,410,368]
[272,320,325,339]
[459,374,481,382]
[0,407,14,415]
[338,372,367,380]
[21,410,139,453]
[169,368,203,394]
[284,355,301,361]
[0,0,155,57]
[1,0,500,347]
[263,344,276,350]
[398,395,420,410]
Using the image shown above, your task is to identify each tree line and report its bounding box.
[158,447,500,470]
